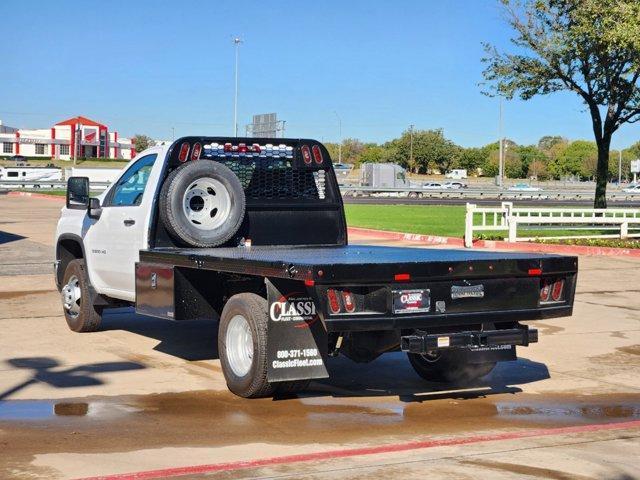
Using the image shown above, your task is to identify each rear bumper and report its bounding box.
[323,305,572,332]
[401,326,538,354]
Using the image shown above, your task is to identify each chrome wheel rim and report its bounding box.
[182,177,231,230]
[61,275,81,318]
[225,315,254,377]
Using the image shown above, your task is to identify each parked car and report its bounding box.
[443,181,467,189]
[421,182,443,189]
[623,184,640,194]
[508,183,543,192]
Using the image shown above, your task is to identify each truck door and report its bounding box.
[84,152,159,300]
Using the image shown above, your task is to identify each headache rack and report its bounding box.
[150,137,347,248]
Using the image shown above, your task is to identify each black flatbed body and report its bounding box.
[139,244,577,284]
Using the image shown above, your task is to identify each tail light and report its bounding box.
[312,145,323,164]
[327,289,341,314]
[251,143,261,153]
[540,278,566,303]
[540,279,551,302]
[191,143,202,161]
[223,142,233,152]
[342,290,356,313]
[178,142,190,162]
[301,145,312,164]
[551,279,565,302]
[238,143,248,153]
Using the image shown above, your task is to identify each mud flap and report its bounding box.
[465,345,517,364]
[266,278,329,382]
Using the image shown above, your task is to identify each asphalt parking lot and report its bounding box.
[1,194,639,479]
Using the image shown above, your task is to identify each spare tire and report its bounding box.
[159,160,246,247]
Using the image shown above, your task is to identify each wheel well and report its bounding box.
[56,238,84,288]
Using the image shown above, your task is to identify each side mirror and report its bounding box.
[66,177,90,210]
[88,197,102,219]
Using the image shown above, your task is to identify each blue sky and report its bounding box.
[2,0,637,149]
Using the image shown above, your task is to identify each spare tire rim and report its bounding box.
[226,314,254,377]
[61,275,81,318]
[182,177,232,231]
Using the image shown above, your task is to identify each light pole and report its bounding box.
[233,37,243,137]
[498,98,504,187]
[409,124,415,172]
[333,111,342,163]
[618,149,622,185]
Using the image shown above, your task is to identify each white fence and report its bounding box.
[464,202,640,247]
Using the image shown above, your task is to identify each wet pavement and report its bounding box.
[0,195,639,479]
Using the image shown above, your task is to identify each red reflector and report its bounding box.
[312,144,323,164]
[342,290,356,313]
[540,279,551,302]
[327,289,341,314]
[191,142,201,161]
[223,142,232,152]
[394,273,411,282]
[528,268,542,276]
[304,279,315,287]
[551,279,564,301]
[301,145,312,164]
[178,142,190,162]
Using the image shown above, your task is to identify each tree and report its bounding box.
[482,0,640,207]
[549,140,597,179]
[133,134,155,153]
[459,147,488,174]
[358,144,385,164]
[537,135,567,152]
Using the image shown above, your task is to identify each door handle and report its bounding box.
[123,219,136,226]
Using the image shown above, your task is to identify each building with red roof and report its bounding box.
[0,116,136,160]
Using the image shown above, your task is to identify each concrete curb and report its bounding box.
[347,226,640,258]
[6,191,65,202]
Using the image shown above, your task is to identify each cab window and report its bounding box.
[107,154,157,206]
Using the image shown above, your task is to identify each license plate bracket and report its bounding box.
[392,289,430,314]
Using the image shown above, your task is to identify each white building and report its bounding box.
[0,116,136,161]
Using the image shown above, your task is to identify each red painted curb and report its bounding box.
[6,191,65,202]
[348,227,465,247]
[347,227,640,258]
[77,419,640,480]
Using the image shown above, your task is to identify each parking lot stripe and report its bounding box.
[77,419,640,480]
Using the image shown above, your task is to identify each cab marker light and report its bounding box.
[178,142,190,162]
[301,145,312,164]
[394,273,411,282]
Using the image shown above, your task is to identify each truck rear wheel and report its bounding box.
[407,350,496,384]
[60,259,103,332]
[159,160,246,247]
[218,293,312,398]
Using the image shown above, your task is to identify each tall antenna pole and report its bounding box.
[498,98,504,187]
[233,37,243,137]
[334,111,342,163]
[409,124,415,171]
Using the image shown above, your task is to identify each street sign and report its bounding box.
[631,160,640,174]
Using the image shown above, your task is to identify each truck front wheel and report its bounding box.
[60,259,103,332]
[407,350,496,384]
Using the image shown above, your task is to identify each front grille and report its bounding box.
[219,158,327,200]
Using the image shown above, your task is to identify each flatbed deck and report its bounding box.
[140,245,577,283]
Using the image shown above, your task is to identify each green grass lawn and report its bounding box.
[344,204,638,240]
[345,204,467,237]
